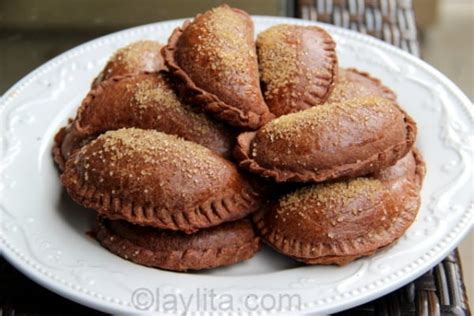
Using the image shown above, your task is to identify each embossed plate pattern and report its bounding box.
[0,17,473,315]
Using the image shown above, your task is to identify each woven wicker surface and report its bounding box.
[0,1,471,315]
[334,251,471,315]
[297,0,420,56]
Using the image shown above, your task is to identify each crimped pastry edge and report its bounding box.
[162,9,274,130]
[61,156,261,234]
[253,150,425,265]
[258,25,339,116]
[234,105,417,183]
[96,217,261,271]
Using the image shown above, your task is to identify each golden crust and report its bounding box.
[257,24,338,117]
[235,96,416,182]
[92,40,165,87]
[162,4,273,129]
[254,150,425,265]
[53,73,235,170]
[96,217,261,271]
[327,68,397,103]
[61,128,260,233]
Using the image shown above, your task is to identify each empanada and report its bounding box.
[253,150,425,265]
[235,96,416,182]
[61,128,260,233]
[96,217,260,271]
[257,24,337,116]
[163,5,273,129]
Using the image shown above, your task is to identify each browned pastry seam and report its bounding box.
[162,20,274,130]
[412,147,427,185]
[296,246,390,266]
[96,219,261,271]
[235,111,417,182]
[299,42,338,109]
[276,55,338,116]
[253,151,425,265]
[52,126,68,170]
[62,163,260,233]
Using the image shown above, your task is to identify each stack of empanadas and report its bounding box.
[54,4,425,271]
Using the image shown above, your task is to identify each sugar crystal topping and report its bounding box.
[257,24,335,101]
[130,76,217,136]
[259,96,392,141]
[276,178,383,222]
[257,25,300,94]
[109,40,162,71]
[186,6,256,88]
[85,128,222,181]
[327,69,372,102]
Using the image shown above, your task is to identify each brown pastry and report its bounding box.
[162,4,273,129]
[374,149,426,199]
[92,40,165,87]
[61,128,260,233]
[253,150,425,265]
[53,73,234,170]
[235,96,416,182]
[96,217,261,271]
[257,24,338,117]
[327,68,396,103]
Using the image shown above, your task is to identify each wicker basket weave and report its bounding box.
[334,251,471,315]
[297,0,420,56]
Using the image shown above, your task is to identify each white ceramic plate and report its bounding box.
[1,16,473,315]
